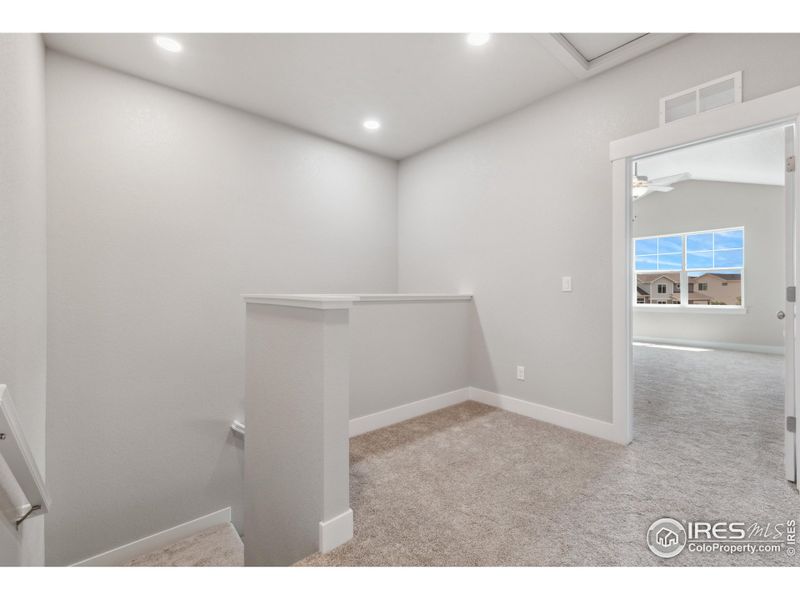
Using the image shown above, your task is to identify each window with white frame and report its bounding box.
[634,227,744,307]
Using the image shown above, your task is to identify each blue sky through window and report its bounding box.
[635,227,743,271]
[687,228,743,269]
[634,234,681,271]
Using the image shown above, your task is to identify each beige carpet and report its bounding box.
[129,345,798,566]
[125,523,243,566]
[297,346,799,566]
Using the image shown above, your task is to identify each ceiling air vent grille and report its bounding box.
[659,72,742,126]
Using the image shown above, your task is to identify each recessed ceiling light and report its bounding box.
[154,36,182,53]
[466,33,491,47]
[363,119,381,131]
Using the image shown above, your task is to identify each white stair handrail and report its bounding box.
[0,385,50,528]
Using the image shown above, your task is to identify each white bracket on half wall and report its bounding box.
[231,420,245,438]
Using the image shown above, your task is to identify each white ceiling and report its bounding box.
[562,33,646,61]
[637,125,786,187]
[44,33,681,159]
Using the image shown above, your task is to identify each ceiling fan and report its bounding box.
[632,164,691,200]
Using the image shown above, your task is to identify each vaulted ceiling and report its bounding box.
[637,125,786,187]
[44,33,684,159]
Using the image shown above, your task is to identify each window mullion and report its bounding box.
[681,234,688,306]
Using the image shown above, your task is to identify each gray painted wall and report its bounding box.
[244,303,350,565]
[633,180,784,349]
[398,34,800,422]
[45,52,398,565]
[350,301,471,418]
[18,32,800,565]
[0,34,48,567]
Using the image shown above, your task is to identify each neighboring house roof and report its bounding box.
[637,273,679,284]
[637,287,650,296]
[673,292,713,302]
[695,272,741,281]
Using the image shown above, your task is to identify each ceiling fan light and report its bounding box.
[631,174,649,199]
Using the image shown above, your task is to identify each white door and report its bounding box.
[785,123,798,485]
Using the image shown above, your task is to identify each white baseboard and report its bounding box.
[69,388,619,566]
[318,508,353,554]
[236,384,620,447]
[71,507,232,566]
[633,336,784,355]
[348,387,470,437]
[469,387,621,443]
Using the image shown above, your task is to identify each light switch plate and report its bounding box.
[516,366,525,381]
[561,276,572,292]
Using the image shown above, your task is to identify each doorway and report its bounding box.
[610,85,800,491]
[630,123,795,485]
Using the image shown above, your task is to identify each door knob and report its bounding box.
[777,310,786,320]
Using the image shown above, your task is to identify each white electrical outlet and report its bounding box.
[516,366,525,381]
[561,276,572,292]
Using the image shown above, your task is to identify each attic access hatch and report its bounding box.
[660,72,742,126]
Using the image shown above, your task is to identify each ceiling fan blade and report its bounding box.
[632,185,674,201]
[649,172,690,186]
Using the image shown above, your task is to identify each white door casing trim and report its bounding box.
[610,83,800,475]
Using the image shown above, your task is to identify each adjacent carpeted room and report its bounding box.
[295,344,797,566]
